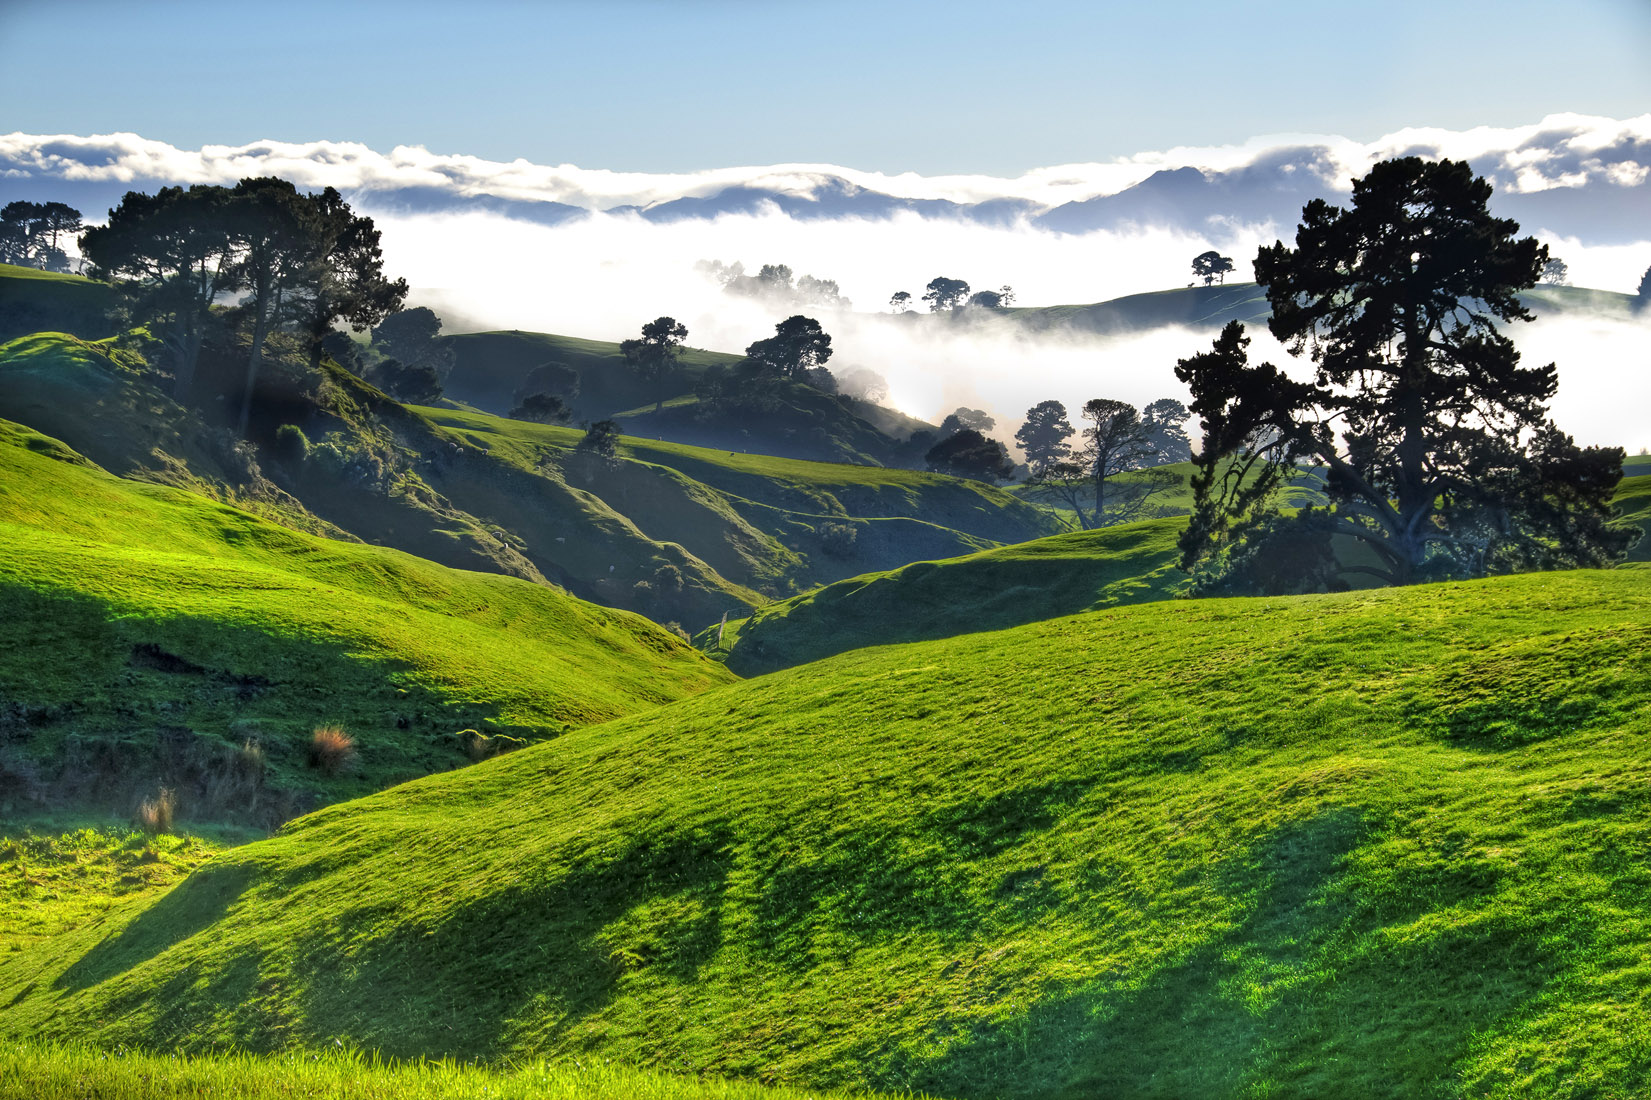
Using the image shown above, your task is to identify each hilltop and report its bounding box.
[6,565,1651,1097]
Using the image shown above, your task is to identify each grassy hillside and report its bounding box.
[0,264,116,342]
[440,330,743,418]
[0,1043,887,1100]
[709,516,1187,674]
[0,418,731,825]
[418,407,1063,594]
[7,566,1651,1097]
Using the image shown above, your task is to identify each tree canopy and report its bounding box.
[745,315,833,381]
[0,200,81,271]
[1191,250,1235,286]
[621,316,689,412]
[1014,399,1074,476]
[925,429,1013,483]
[922,276,971,312]
[1177,156,1629,589]
[1023,396,1178,529]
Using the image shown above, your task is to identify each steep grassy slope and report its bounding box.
[2,332,1055,628]
[0,418,731,824]
[0,264,116,342]
[7,566,1651,1098]
[1616,473,1651,561]
[710,516,1187,674]
[420,407,1063,593]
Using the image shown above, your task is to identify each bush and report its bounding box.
[135,788,176,835]
[273,424,310,468]
[307,725,357,776]
[819,522,859,559]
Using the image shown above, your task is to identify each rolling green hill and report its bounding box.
[0,417,731,826]
[709,515,1188,675]
[1,331,1058,630]
[6,566,1651,1097]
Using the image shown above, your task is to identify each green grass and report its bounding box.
[0,1043,903,1100]
[709,515,1188,674]
[7,565,1651,1097]
[0,417,731,821]
[0,264,115,342]
[1616,474,1651,561]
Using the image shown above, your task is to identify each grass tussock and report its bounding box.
[132,789,174,836]
[307,726,357,777]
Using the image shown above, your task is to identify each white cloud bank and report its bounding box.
[3,112,1649,208]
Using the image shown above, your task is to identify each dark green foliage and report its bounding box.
[1180,157,1631,588]
[922,275,970,312]
[577,418,621,458]
[371,307,452,378]
[1637,264,1651,310]
[367,358,443,404]
[0,201,81,271]
[1015,400,1074,476]
[621,316,688,413]
[817,521,858,559]
[1140,398,1192,464]
[509,392,572,424]
[272,423,309,468]
[1191,250,1234,286]
[925,428,1013,483]
[744,315,833,381]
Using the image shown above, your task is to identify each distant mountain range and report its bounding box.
[2,115,1647,244]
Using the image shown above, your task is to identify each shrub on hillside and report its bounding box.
[307,725,357,776]
[819,522,858,559]
[134,788,176,835]
[274,424,309,468]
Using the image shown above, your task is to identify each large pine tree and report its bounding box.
[1177,157,1630,588]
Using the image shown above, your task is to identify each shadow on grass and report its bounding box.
[897,809,1565,1099]
[286,824,735,1059]
[56,860,255,993]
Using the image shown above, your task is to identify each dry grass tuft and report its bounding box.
[135,788,176,835]
[307,725,357,776]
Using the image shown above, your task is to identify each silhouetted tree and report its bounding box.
[745,315,833,379]
[1024,397,1175,529]
[1140,398,1192,465]
[287,186,406,374]
[923,276,971,312]
[80,184,243,397]
[1014,399,1074,475]
[890,290,913,313]
[1539,257,1569,286]
[621,316,688,412]
[230,178,313,436]
[937,407,994,439]
[967,285,1016,309]
[1191,250,1235,286]
[1179,157,1629,588]
[925,429,1013,482]
[1636,264,1651,311]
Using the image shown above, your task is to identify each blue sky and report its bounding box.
[2,0,1647,173]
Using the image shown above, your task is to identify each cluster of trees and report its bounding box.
[695,314,836,414]
[1176,156,1630,592]
[890,278,1016,313]
[1017,397,1191,527]
[81,179,406,435]
[1191,251,1234,286]
[699,260,851,311]
[1,201,83,272]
